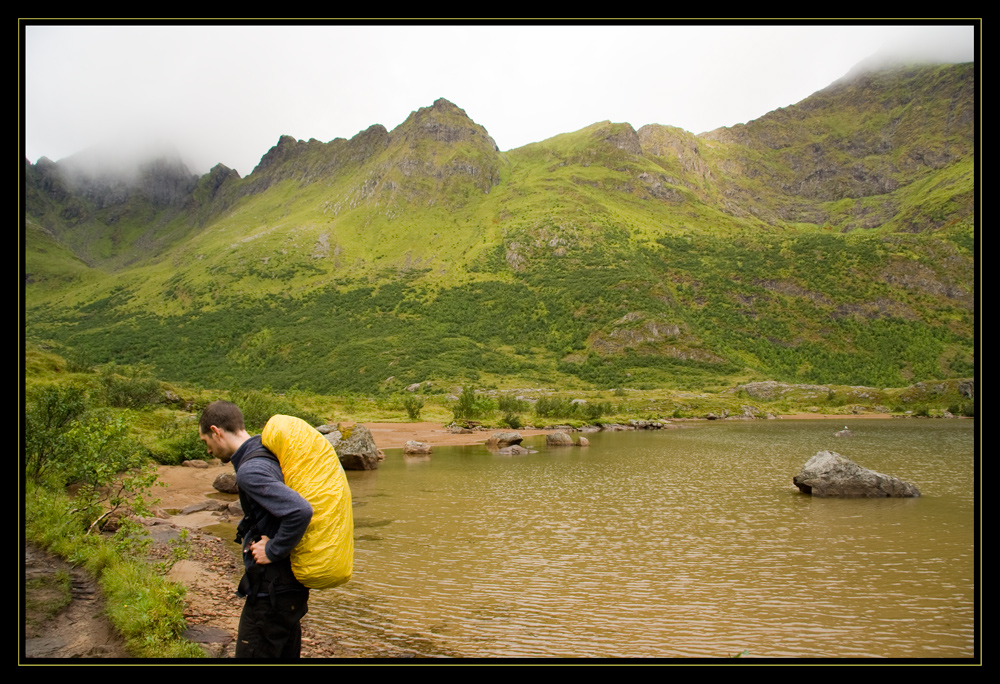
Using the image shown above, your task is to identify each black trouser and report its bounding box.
[235,589,309,659]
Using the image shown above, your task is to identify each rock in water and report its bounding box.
[336,425,380,470]
[403,440,432,455]
[546,432,574,446]
[485,431,523,448]
[793,451,920,498]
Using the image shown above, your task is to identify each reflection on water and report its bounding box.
[307,420,975,659]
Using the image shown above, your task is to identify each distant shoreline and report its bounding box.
[362,413,902,450]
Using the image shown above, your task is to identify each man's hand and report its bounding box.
[250,535,272,565]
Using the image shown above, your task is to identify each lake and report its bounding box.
[308,419,976,660]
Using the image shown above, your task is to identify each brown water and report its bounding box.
[309,419,976,659]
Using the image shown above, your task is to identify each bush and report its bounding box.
[98,363,162,409]
[228,389,324,432]
[534,396,611,423]
[402,394,424,421]
[502,412,523,429]
[61,409,161,534]
[25,384,88,482]
[451,386,495,422]
[151,417,209,465]
[498,394,530,414]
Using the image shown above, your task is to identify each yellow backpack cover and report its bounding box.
[261,414,354,589]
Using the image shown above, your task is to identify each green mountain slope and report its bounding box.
[23,64,976,395]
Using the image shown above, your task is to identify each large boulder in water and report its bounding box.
[546,432,574,446]
[403,440,432,455]
[793,451,920,498]
[486,431,523,448]
[334,425,380,470]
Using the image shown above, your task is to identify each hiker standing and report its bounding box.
[199,400,313,659]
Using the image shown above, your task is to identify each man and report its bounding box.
[198,400,313,659]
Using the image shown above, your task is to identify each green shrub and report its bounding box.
[62,409,161,534]
[25,384,88,482]
[498,394,530,414]
[98,363,162,409]
[452,386,495,422]
[502,412,523,429]
[534,396,611,423]
[228,389,324,432]
[150,417,208,465]
[402,394,424,421]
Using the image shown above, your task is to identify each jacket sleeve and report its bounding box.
[236,458,313,563]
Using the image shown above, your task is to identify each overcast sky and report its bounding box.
[22,21,977,177]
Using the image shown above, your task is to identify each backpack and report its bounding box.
[259,414,354,589]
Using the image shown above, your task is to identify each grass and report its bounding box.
[25,570,73,626]
[24,480,205,658]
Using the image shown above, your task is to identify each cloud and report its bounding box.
[22,22,977,177]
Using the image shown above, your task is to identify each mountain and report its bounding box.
[23,64,976,395]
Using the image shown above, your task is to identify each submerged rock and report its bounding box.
[793,451,920,498]
[497,445,536,455]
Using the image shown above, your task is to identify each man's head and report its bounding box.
[199,400,248,462]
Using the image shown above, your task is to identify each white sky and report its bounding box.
[21,22,977,177]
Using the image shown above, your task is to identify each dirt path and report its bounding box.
[24,541,131,660]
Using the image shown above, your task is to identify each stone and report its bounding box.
[485,431,523,448]
[793,451,920,498]
[212,472,238,494]
[546,432,574,446]
[403,440,432,455]
[323,430,343,448]
[577,437,589,447]
[497,445,536,455]
[336,424,380,470]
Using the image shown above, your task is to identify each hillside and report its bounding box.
[23,63,976,395]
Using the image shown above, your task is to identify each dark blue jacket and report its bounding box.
[231,435,313,592]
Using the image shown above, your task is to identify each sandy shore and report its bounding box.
[361,422,555,450]
[778,413,893,421]
[360,414,896,450]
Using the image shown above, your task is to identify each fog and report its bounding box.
[22,22,977,178]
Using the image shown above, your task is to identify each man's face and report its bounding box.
[199,426,232,463]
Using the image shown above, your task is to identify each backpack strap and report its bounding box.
[232,440,304,601]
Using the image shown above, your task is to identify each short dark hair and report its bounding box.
[199,400,245,435]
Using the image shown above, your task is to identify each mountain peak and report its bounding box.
[395,98,500,153]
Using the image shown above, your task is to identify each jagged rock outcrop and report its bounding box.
[793,451,920,498]
[385,98,506,199]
